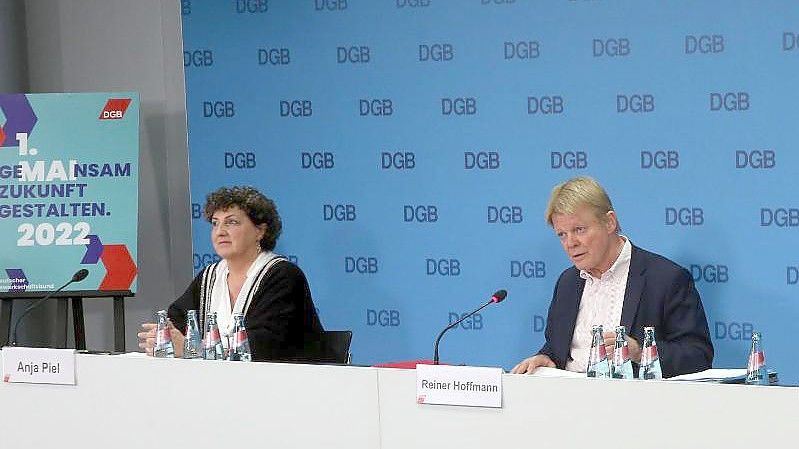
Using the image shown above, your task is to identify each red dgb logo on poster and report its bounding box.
[99,98,132,120]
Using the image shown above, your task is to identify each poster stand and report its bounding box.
[0,290,132,352]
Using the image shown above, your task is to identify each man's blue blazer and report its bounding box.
[538,245,714,378]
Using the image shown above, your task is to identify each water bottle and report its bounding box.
[153,310,174,358]
[745,331,768,385]
[203,312,224,360]
[228,313,252,362]
[182,310,202,359]
[611,325,633,379]
[638,326,662,380]
[586,325,610,378]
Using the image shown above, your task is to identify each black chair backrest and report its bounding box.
[303,330,353,364]
[323,330,352,364]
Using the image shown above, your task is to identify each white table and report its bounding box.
[377,368,798,448]
[1,354,796,448]
[0,354,381,448]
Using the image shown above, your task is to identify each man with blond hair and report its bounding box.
[512,176,713,377]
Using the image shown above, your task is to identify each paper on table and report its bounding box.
[528,367,586,378]
[112,352,150,358]
[666,368,747,381]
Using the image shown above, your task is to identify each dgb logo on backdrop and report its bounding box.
[783,32,799,51]
[641,150,679,169]
[396,0,430,8]
[735,150,775,169]
[617,94,654,113]
[510,260,546,279]
[593,38,630,57]
[481,0,516,5]
[404,205,438,223]
[419,43,453,62]
[314,0,346,11]
[787,266,799,285]
[235,0,267,13]
[448,312,484,330]
[442,97,476,115]
[382,151,415,170]
[760,208,799,227]
[194,253,221,270]
[302,151,335,170]
[184,50,213,67]
[504,41,540,60]
[488,206,522,224]
[691,264,729,283]
[665,207,704,226]
[338,46,370,64]
[203,101,235,118]
[465,151,499,170]
[323,204,356,221]
[551,151,587,169]
[258,48,290,65]
[532,315,546,332]
[360,99,392,116]
[527,96,563,115]
[181,0,190,15]
[685,35,724,54]
[225,152,256,169]
[281,100,312,117]
[710,92,749,111]
[715,321,754,340]
[426,258,460,276]
[345,256,378,274]
[367,309,400,327]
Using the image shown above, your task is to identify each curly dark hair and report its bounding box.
[204,186,282,251]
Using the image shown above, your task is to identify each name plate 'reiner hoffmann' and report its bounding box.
[416,364,502,408]
[2,347,76,385]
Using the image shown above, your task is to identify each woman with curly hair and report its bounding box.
[138,186,323,361]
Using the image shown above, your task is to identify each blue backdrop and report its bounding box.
[181,0,799,382]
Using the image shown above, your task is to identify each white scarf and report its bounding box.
[207,251,282,347]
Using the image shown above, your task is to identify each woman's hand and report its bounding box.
[137,323,156,355]
[138,320,185,358]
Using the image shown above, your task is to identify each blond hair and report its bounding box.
[545,176,619,231]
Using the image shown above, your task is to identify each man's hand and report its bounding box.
[511,354,556,374]
[603,332,642,363]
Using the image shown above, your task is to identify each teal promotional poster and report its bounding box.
[0,92,139,294]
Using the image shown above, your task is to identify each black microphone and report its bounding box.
[433,289,507,365]
[10,269,89,346]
